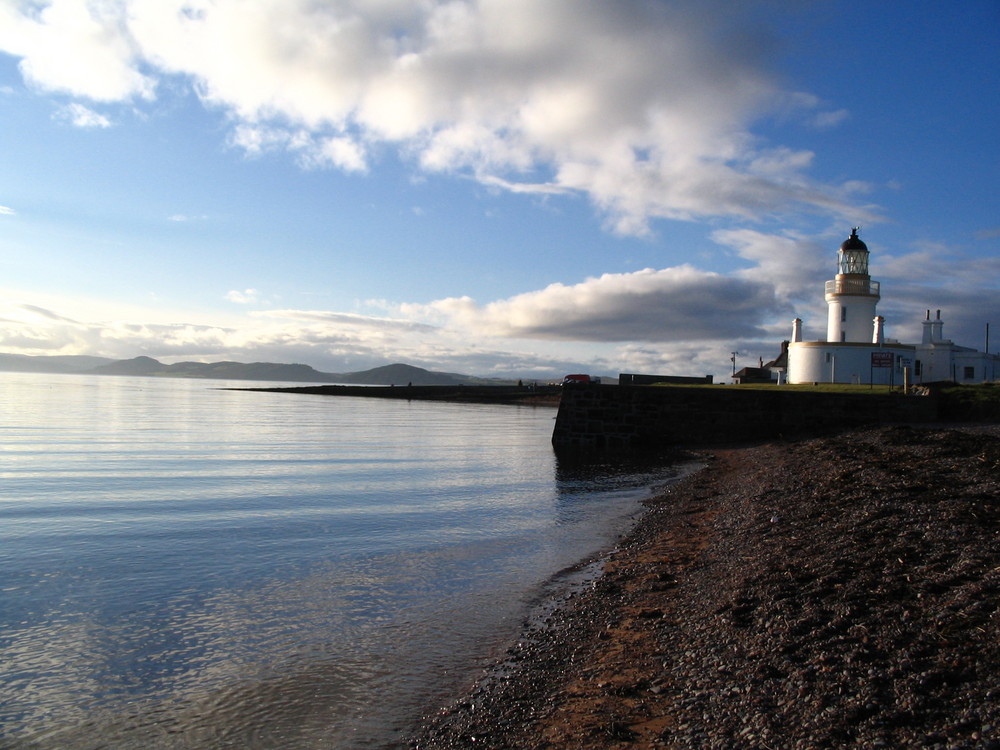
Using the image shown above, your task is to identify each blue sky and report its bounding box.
[1,0,998,381]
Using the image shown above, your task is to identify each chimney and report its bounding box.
[931,309,944,342]
[792,318,802,343]
[922,309,933,344]
[873,316,885,345]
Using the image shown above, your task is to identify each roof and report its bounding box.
[840,227,868,253]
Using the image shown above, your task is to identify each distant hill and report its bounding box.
[91,355,165,376]
[0,353,514,386]
[88,357,334,382]
[337,363,470,386]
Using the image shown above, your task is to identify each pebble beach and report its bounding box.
[410,424,1000,749]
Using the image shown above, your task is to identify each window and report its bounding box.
[915,360,922,376]
[841,307,847,322]
[964,366,975,380]
[839,249,869,275]
[841,332,846,342]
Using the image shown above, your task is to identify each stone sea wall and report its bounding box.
[551,385,938,450]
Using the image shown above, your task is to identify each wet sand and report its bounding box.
[409,424,1000,749]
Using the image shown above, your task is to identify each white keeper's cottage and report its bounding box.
[785,229,1000,385]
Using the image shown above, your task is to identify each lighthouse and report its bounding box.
[825,228,881,343]
[784,229,1000,384]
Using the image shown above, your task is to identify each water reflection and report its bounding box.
[1,374,689,749]
[551,448,693,524]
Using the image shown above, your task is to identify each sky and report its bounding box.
[1,0,998,382]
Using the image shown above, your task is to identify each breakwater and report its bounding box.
[552,385,938,450]
[231,383,562,405]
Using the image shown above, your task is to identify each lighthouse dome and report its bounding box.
[836,227,870,276]
[840,228,868,253]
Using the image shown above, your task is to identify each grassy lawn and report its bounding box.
[935,383,1000,421]
[730,383,903,393]
[653,382,904,393]
[648,380,1000,421]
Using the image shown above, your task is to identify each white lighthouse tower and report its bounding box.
[786,228,902,384]
[784,229,1000,384]
[825,228,880,343]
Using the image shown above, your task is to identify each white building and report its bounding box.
[786,229,999,385]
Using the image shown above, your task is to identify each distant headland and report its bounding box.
[0,353,514,387]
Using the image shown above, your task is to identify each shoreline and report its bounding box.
[409,424,1000,749]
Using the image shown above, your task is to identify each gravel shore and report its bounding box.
[410,424,1000,749]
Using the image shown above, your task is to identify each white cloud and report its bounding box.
[228,124,293,156]
[57,102,112,128]
[0,294,457,373]
[0,0,155,101]
[252,308,438,334]
[4,281,779,380]
[711,228,828,301]
[307,136,367,172]
[228,125,368,171]
[0,205,15,216]
[225,289,259,304]
[0,0,871,235]
[15,303,84,324]
[399,265,782,342]
[874,246,1000,288]
[3,221,997,379]
[812,108,849,129]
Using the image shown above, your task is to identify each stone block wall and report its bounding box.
[551,385,939,450]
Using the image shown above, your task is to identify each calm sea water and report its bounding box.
[0,373,677,748]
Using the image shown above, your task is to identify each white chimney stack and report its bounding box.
[922,309,933,344]
[792,318,802,343]
[931,309,944,342]
[873,315,885,345]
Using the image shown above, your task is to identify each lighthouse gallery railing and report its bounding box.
[825,279,880,296]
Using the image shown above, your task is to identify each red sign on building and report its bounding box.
[871,352,893,368]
